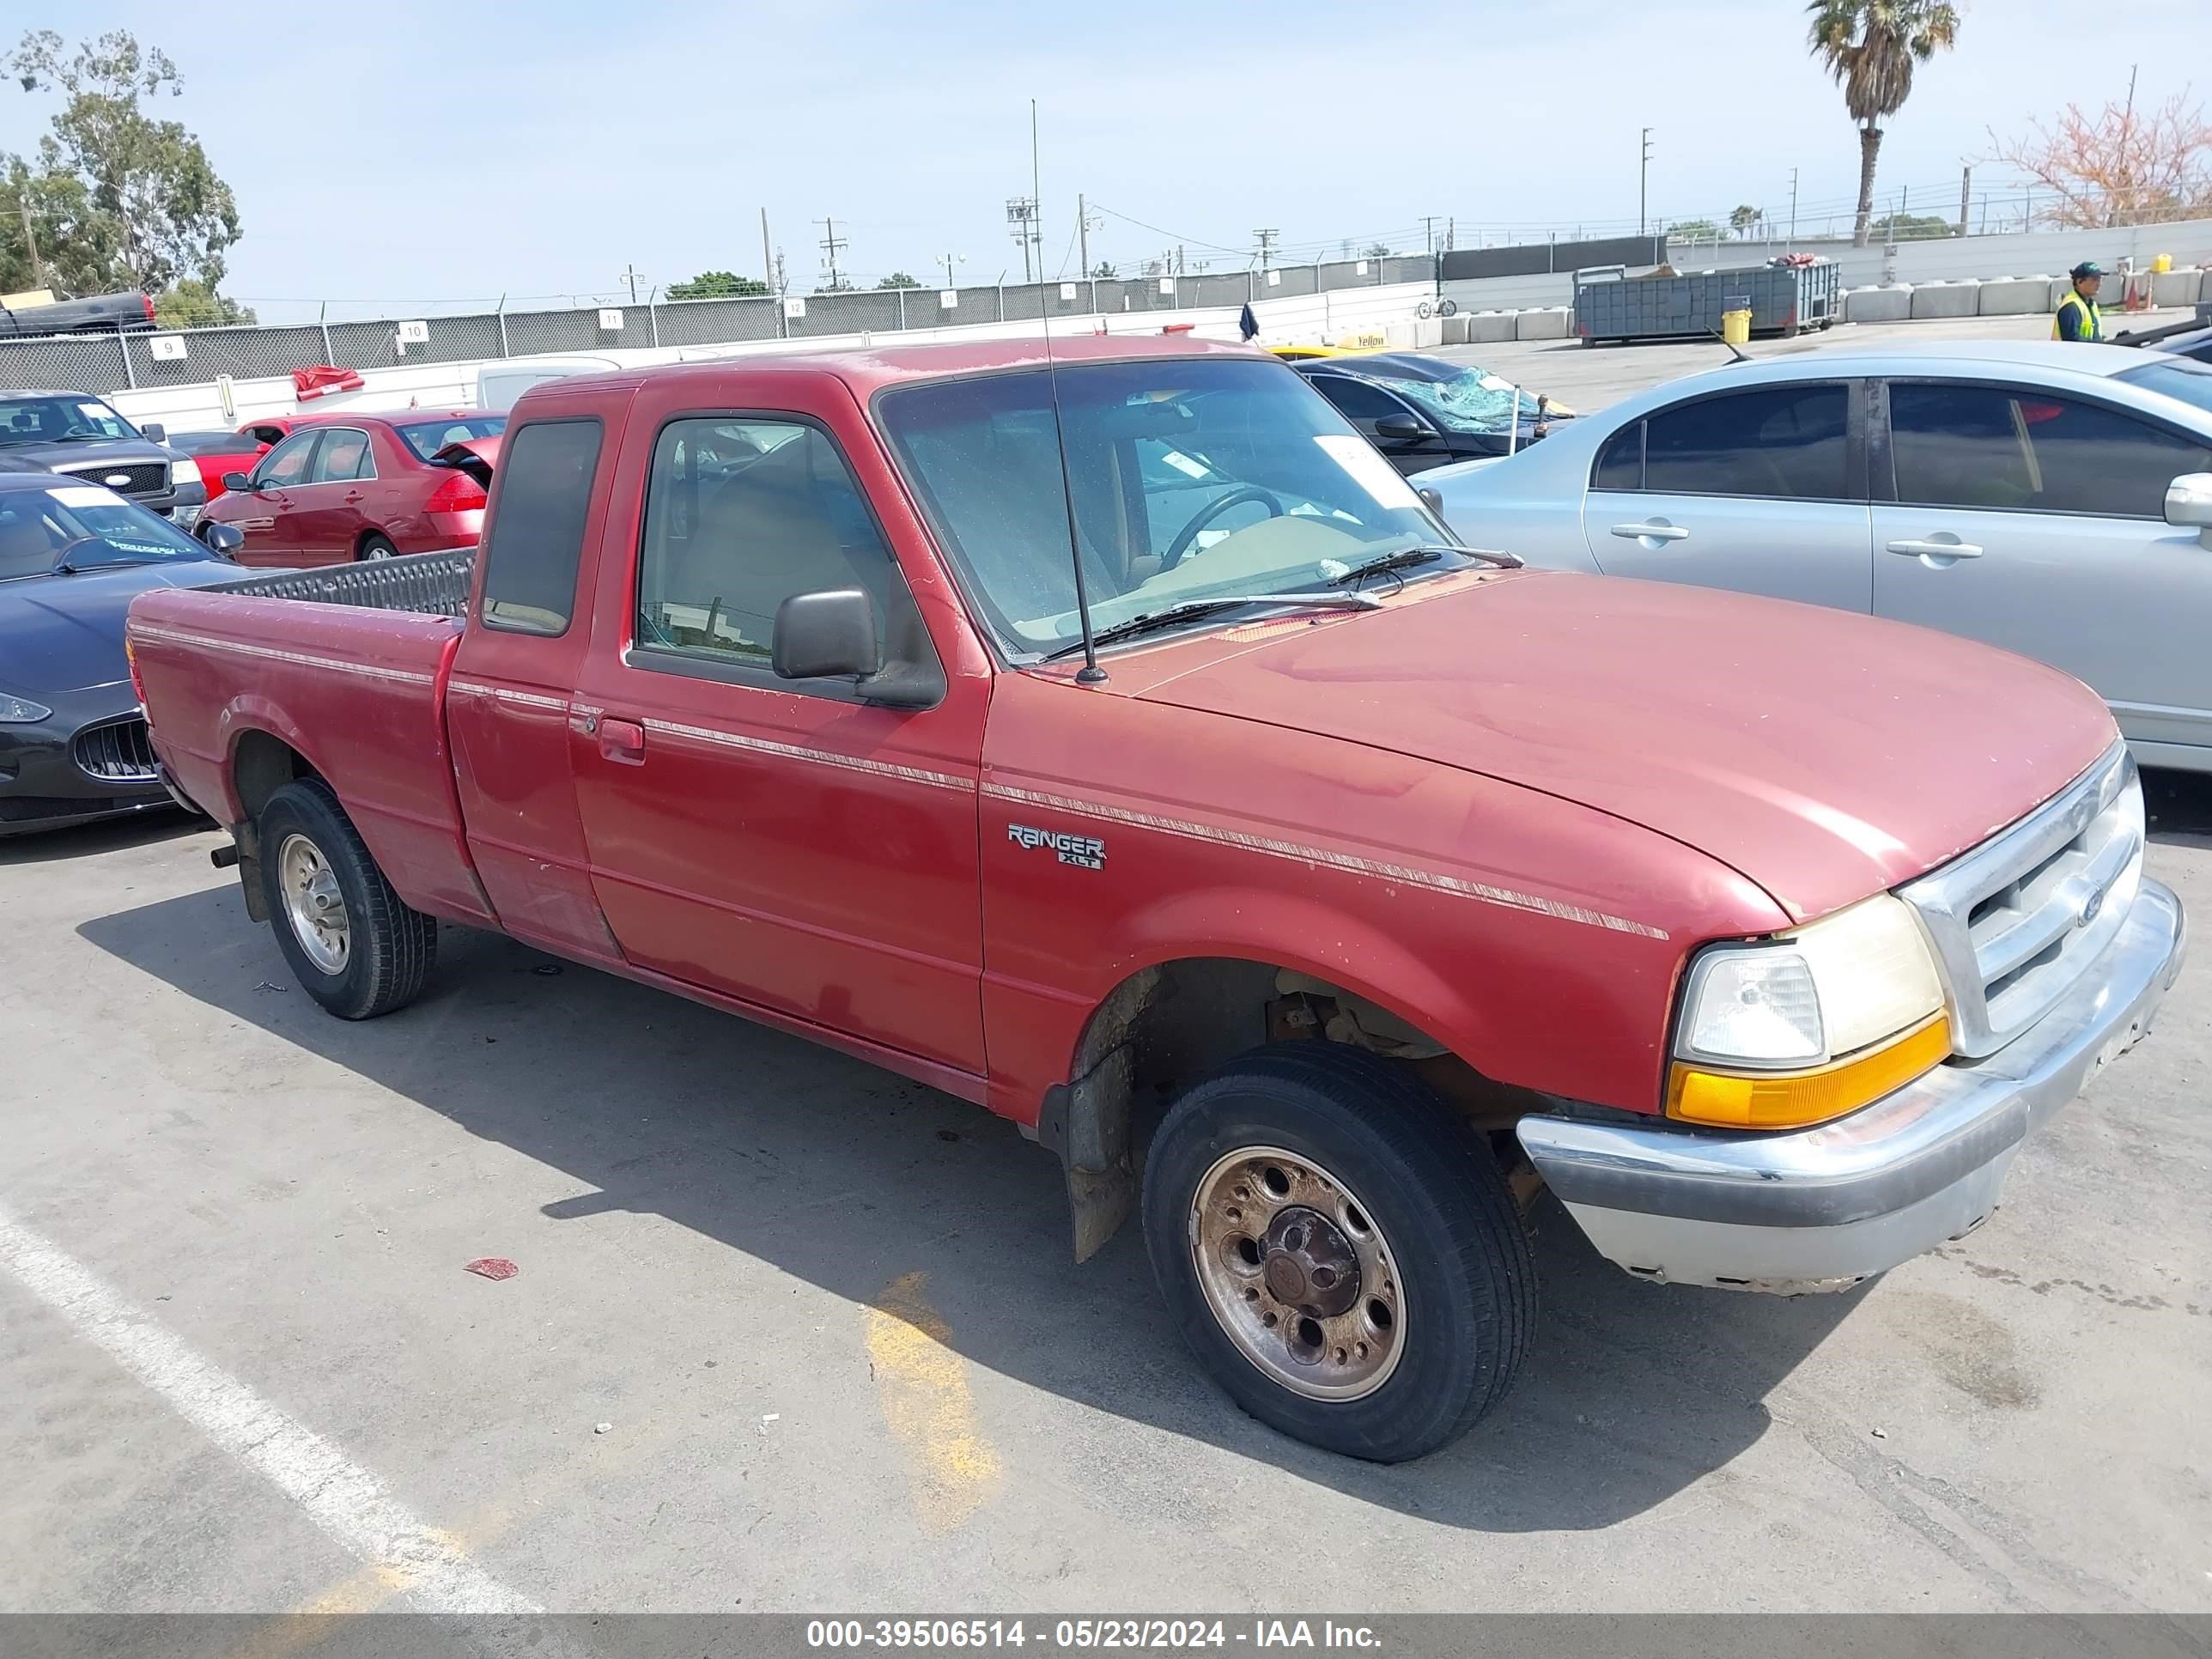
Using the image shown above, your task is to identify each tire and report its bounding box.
[1142,1042,1534,1462]
[1437,299,1458,318]
[1415,301,1434,320]
[258,778,437,1019]
[358,533,398,561]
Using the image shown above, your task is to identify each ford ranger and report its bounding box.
[128,337,2187,1462]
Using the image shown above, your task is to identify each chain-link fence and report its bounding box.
[0,256,1442,398]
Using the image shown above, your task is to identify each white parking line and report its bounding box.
[0,1203,538,1617]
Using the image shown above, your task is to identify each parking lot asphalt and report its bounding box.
[5,316,2209,1620]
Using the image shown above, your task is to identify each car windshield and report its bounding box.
[878,356,1450,659]
[0,483,215,580]
[395,416,507,461]
[0,394,139,447]
[2117,356,2212,419]
[167,429,251,456]
[1356,360,1535,433]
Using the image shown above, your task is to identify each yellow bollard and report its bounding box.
[1721,306,1752,346]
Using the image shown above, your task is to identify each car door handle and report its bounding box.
[598,718,646,765]
[343,490,365,503]
[1611,521,1690,542]
[1886,538,1984,559]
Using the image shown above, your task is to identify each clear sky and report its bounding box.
[9,1,2209,321]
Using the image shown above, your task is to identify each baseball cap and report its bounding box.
[2070,261,2106,279]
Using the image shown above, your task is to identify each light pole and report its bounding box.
[939,252,966,289]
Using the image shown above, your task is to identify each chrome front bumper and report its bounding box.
[1516,878,2187,1293]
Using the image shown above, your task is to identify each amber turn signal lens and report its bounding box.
[1667,1016,1952,1130]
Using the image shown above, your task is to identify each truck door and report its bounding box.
[447,412,621,960]
[568,381,989,1078]
[1579,380,1873,612]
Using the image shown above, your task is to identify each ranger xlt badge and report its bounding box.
[1009,823,1104,871]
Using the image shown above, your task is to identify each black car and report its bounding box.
[0,388,208,523]
[0,472,246,836]
[1291,353,1575,477]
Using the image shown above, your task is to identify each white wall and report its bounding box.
[1439,216,2212,313]
[110,283,1437,432]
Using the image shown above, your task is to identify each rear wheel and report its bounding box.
[1142,1042,1534,1462]
[258,779,436,1018]
[358,533,398,561]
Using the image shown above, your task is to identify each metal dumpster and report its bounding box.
[1572,261,1839,345]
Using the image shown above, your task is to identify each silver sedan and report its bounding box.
[1423,341,2212,773]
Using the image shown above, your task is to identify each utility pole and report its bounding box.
[815,216,848,290]
[1788,167,1799,250]
[1957,165,1972,237]
[15,191,46,289]
[1005,198,1038,283]
[1030,98,1044,283]
[1254,228,1279,271]
[939,252,965,289]
[1077,191,1089,281]
[1639,128,1653,236]
[760,208,775,295]
[1420,215,1439,255]
[622,263,644,303]
[1445,216,1454,253]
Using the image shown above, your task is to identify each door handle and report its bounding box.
[598,717,646,764]
[1886,538,1984,559]
[343,490,365,503]
[1611,521,1690,542]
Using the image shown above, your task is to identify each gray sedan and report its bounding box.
[1424,341,2212,773]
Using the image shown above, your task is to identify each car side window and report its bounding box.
[1889,382,2212,518]
[309,428,373,483]
[634,416,928,686]
[255,431,321,489]
[1309,375,1403,425]
[1591,422,1644,489]
[477,419,604,636]
[1641,384,1850,500]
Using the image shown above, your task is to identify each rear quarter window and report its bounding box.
[476,419,604,636]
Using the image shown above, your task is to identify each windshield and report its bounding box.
[395,415,507,461]
[0,394,139,447]
[877,357,1448,658]
[1360,362,1534,433]
[0,483,216,580]
[2117,357,2212,420]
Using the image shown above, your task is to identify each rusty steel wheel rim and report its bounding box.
[1188,1145,1404,1401]
[277,831,349,975]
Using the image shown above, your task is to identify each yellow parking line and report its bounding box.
[865,1271,1001,1532]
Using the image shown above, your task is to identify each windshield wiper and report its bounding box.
[1328,545,1521,589]
[1041,591,1381,661]
[47,432,117,442]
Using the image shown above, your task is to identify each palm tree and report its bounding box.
[1807,0,1962,246]
[1729,204,1763,240]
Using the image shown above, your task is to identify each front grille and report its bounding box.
[55,460,168,497]
[73,716,161,782]
[1900,742,2144,1058]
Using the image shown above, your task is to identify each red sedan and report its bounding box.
[195,410,506,565]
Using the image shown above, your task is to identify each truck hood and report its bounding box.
[0,438,177,471]
[1138,571,2119,922]
[0,559,237,696]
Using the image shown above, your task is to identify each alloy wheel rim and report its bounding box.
[277,832,349,975]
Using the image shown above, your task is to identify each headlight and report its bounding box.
[170,459,199,487]
[0,693,54,722]
[1670,895,1948,1130]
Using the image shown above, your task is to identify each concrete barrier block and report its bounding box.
[1514,307,1571,341]
[2049,276,2077,311]
[2153,267,2203,307]
[1978,277,2050,316]
[1842,284,1912,324]
[1467,310,1516,343]
[1440,313,1473,344]
[1911,280,1981,319]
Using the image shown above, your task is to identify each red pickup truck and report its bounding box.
[130,337,2186,1462]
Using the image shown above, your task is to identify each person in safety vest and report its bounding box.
[2054,262,2105,342]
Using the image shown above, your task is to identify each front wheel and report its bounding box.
[1142,1043,1534,1462]
[1437,299,1458,318]
[258,779,437,1019]
[1415,301,1434,320]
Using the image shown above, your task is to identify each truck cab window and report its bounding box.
[477,418,603,635]
[634,416,927,682]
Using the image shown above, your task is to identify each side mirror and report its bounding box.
[2164,472,2212,550]
[220,471,252,494]
[140,422,166,444]
[1374,411,1433,443]
[773,588,879,682]
[199,520,246,558]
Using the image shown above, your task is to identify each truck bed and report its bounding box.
[130,558,495,927]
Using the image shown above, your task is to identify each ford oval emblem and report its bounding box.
[104,473,131,487]
[2080,883,2106,927]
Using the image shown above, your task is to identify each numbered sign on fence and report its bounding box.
[396,319,430,344]
[939,290,958,311]
[598,308,624,331]
[783,296,806,319]
[148,335,188,362]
